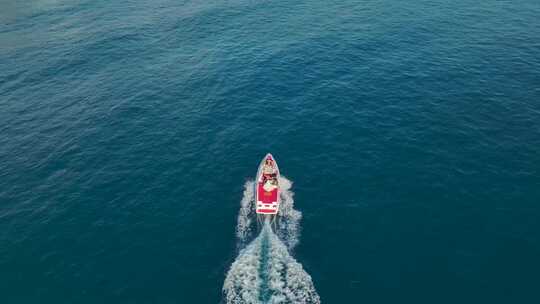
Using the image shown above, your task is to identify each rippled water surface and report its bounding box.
[1,0,540,303]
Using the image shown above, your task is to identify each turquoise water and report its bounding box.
[1,0,540,303]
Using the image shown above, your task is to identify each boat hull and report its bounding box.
[255,153,280,215]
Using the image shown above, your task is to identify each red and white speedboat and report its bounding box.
[255,153,280,215]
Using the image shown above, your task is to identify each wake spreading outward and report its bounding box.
[224,177,320,304]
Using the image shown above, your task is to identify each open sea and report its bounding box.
[1,0,540,303]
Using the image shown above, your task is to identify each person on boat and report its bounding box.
[263,159,275,174]
[262,159,276,181]
[263,177,278,192]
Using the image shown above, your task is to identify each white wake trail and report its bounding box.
[275,177,302,250]
[223,230,264,303]
[264,226,320,303]
[235,177,301,249]
[226,177,320,304]
[236,180,256,247]
[224,224,320,304]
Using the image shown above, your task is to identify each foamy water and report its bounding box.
[224,177,320,304]
[236,180,256,248]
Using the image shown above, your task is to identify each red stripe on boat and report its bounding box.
[257,209,277,213]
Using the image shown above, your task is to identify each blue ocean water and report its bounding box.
[1,0,540,303]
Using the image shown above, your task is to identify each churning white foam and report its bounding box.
[226,177,320,304]
[235,177,301,250]
[223,229,264,303]
[236,180,256,247]
[275,177,302,250]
